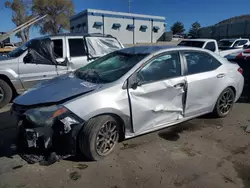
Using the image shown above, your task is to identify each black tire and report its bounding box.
[213,87,235,118]
[0,79,13,108]
[79,115,119,161]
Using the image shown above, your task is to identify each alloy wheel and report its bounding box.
[218,90,234,115]
[95,120,118,156]
[0,86,4,103]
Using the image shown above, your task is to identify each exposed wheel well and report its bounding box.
[0,74,18,99]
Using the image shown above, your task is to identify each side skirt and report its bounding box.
[125,111,210,139]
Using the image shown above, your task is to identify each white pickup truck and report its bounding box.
[0,33,124,108]
[177,38,248,57]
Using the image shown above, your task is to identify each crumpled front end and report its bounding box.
[13,104,84,165]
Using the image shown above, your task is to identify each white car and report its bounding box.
[13,46,244,163]
[218,38,250,50]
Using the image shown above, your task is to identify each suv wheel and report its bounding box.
[0,79,12,108]
[79,115,119,161]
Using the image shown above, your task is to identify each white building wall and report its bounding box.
[70,9,166,44]
[103,17,133,44]
[152,21,165,42]
[134,20,151,43]
[87,15,104,34]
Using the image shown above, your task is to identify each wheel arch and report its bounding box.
[84,111,131,142]
[0,74,18,98]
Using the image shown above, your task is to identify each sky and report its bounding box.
[0,0,250,42]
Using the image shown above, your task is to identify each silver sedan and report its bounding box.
[13,46,244,163]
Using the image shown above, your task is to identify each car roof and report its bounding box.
[119,45,177,54]
[119,45,205,55]
[220,38,249,41]
[181,39,216,42]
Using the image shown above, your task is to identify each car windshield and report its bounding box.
[7,41,30,57]
[74,51,147,83]
[218,40,234,47]
[177,41,205,48]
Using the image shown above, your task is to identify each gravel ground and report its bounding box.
[0,93,250,188]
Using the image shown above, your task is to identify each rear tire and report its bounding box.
[213,87,235,118]
[0,79,13,108]
[79,115,119,161]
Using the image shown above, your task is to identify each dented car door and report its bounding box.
[128,51,187,134]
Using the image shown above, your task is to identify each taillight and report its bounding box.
[238,67,243,75]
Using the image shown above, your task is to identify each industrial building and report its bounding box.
[197,15,250,40]
[70,9,166,44]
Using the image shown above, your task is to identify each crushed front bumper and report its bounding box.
[15,114,83,165]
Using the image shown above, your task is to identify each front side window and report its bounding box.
[234,40,248,47]
[52,39,63,58]
[184,51,221,75]
[74,51,147,83]
[138,52,181,84]
[68,38,86,57]
[204,42,216,52]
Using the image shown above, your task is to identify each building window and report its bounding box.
[127,24,135,31]
[76,24,82,32]
[93,22,103,29]
[112,23,121,30]
[140,25,148,32]
[153,26,160,33]
[70,26,75,32]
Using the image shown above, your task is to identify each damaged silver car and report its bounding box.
[12,46,244,163]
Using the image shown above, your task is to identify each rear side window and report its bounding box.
[234,40,248,47]
[68,39,86,57]
[204,42,216,52]
[184,52,221,75]
[52,39,63,58]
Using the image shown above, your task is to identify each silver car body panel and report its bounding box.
[13,46,244,139]
[61,46,244,138]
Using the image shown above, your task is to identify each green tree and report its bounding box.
[32,0,74,35]
[170,21,185,35]
[5,0,33,42]
[188,22,201,37]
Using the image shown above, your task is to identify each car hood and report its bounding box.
[14,73,102,106]
[0,55,15,61]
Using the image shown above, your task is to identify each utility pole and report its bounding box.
[128,0,131,13]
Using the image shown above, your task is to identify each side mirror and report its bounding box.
[128,73,142,90]
[23,53,33,64]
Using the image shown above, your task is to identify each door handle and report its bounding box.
[174,82,185,88]
[217,74,225,78]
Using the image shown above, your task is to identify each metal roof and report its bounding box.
[120,45,178,54]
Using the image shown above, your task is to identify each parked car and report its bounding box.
[0,33,123,108]
[13,45,244,164]
[172,34,184,41]
[177,38,245,57]
[218,38,250,50]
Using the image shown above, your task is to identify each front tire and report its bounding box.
[79,115,119,161]
[213,87,235,118]
[0,79,13,108]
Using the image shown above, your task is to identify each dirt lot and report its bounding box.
[0,88,250,188]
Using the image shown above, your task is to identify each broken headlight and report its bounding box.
[24,105,81,130]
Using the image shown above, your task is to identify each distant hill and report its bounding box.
[216,14,250,25]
